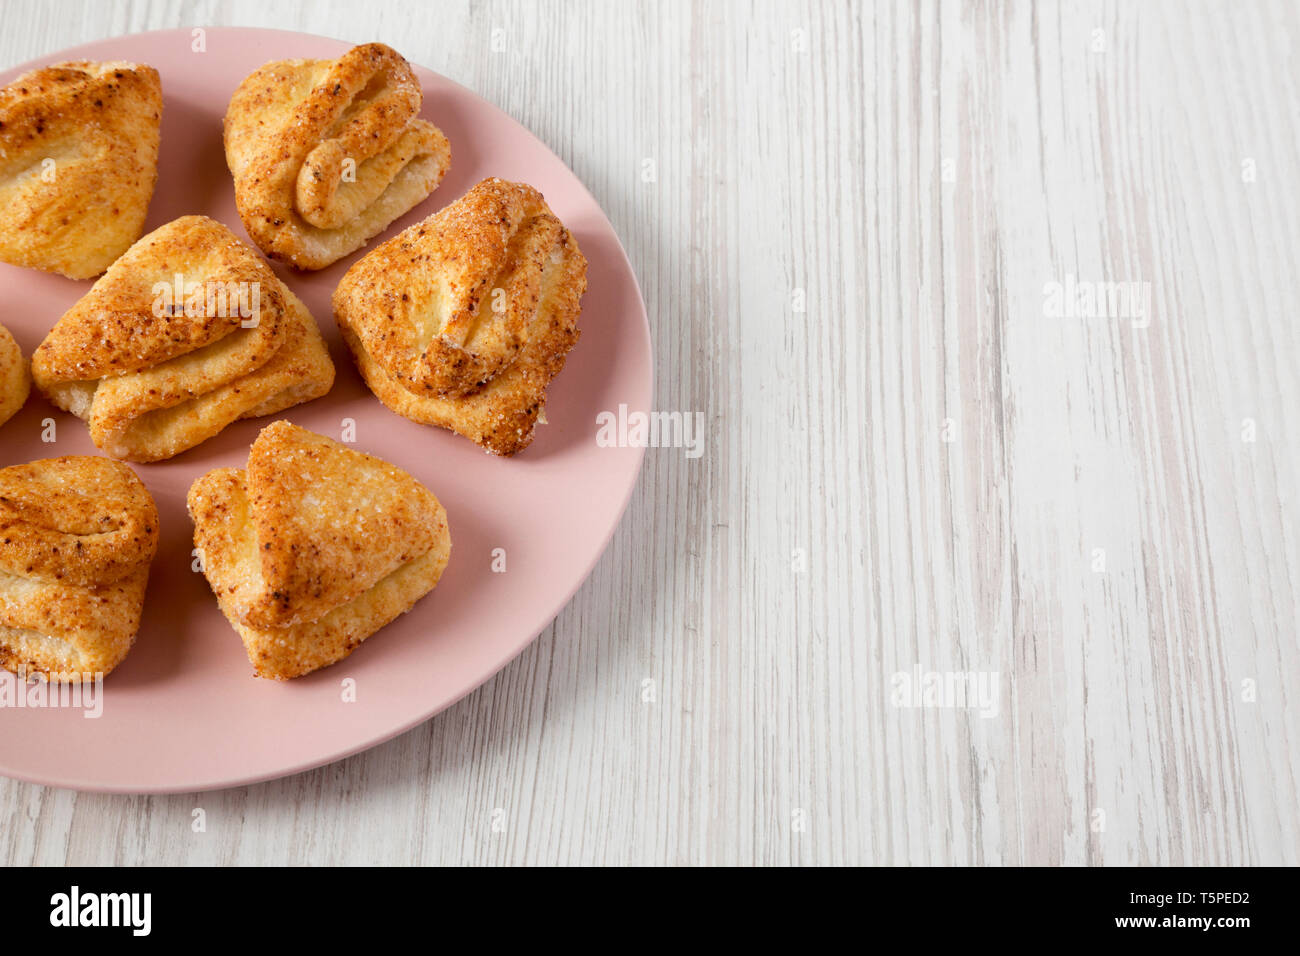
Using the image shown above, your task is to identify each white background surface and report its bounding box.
[2,0,1297,865]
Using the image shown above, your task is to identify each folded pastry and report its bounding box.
[0,456,158,681]
[334,178,587,455]
[31,215,335,462]
[188,420,452,680]
[0,322,30,429]
[224,42,451,270]
[0,60,161,279]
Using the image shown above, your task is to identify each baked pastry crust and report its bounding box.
[334,178,586,455]
[188,420,452,680]
[224,42,451,270]
[31,215,335,462]
[0,456,158,681]
[0,60,161,279]
[0,322,31,429]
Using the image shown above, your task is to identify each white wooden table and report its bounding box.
[2,0,1296,866]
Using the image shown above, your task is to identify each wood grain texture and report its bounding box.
[1,0,1297,866]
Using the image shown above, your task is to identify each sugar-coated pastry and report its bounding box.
[31,215,335,462]
[0,60,161,279]
[333,178,587,456]
[224,42,451,270]
[187,420,452,680]
[0,456,158,681]
[0,322,30,429]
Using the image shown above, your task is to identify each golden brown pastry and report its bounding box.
[0,322,30,428]
[224,42,451,270]
[31,215,335,462]
[0,456,158,681]
[188,420,452,680]
[334,178,587,455]
[0,60,161,279]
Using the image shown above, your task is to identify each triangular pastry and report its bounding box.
[0,456,158,681]
[0,60,161,279]
[334,178,587,456]
[187,420,452,680]
[0,321,30,429]
[31,215,335,462]
[224,42,451,270]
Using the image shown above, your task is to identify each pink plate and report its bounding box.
[0,28,651,792]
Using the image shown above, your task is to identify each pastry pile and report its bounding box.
[188,421,451,680]
[0,41,591,683]
[0,60,161,279]
[31,216,335,462]
[224,42,451,270]
[335,177,587,455]
[0,456,158,680]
